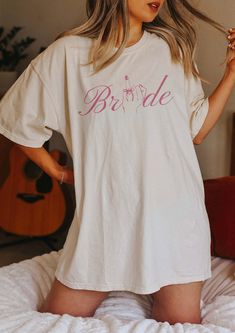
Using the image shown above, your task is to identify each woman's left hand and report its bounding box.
[226,28,235,76]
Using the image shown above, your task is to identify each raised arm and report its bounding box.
[193,28,235,145]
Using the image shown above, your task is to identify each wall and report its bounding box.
[0,0,86,71]
[0,0,234,178]
[196,0,235,179]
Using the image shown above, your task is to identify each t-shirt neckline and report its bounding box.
[114,30,150,54]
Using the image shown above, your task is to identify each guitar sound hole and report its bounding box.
[17,193,45,204]
[24,160,43,180]
[36,173,53,194]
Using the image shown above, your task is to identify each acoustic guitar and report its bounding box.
[0,143,67,236]
[0,134,13,188]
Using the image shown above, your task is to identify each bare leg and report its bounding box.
[38,278,110,317]
[150,281,203,324]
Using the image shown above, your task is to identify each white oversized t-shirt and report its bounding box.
[0,30,212,294]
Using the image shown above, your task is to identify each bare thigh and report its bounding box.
[150,281,203,324]
[38,278,110,317]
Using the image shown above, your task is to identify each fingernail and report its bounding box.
[228,35,231,39]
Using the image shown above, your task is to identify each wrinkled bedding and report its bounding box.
[0,251,235,332]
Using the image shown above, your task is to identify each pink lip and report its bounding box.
[147,2,160,12]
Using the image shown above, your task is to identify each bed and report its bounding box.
[0,250,235,333]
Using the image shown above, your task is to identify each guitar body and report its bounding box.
[0,134,13,188]
[0,144,66,236]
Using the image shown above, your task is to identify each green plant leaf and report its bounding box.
[0,26,36,71]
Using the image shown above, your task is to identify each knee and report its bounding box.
[151,311,201,325]
[38,300,61,315]
[150,281,203,324]
[151,301,201,325]
[38,299,96,317]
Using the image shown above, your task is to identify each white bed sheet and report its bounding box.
[0,251,235,333]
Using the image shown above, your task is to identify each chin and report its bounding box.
[142,17,158,23]
[143,18,157,23]
[140,14,159,23]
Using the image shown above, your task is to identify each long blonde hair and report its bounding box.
[56,0,229,78]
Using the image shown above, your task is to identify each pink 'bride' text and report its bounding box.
[78,74,174,116]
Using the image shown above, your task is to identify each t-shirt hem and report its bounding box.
[55,270,212,295]
[0,124,46,148]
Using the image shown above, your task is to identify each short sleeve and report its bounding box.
[184,71,209,140]
[0,62,59,148]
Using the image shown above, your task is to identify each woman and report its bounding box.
[0,0,234,324]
